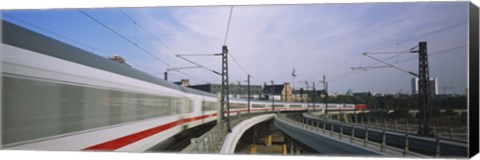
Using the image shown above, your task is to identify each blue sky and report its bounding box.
[1,2,469,95]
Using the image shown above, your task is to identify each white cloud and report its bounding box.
[134,2,467,94]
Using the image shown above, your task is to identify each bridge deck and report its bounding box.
[276,112,468,158]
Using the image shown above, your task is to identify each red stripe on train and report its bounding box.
[82,108,305,151]
[82,113,217,151]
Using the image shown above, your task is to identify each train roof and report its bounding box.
[2,20,216,98]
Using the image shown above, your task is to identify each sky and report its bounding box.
[1,1,470,95]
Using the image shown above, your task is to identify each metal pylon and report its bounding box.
[221,45,231,132]
[417,41,432,135]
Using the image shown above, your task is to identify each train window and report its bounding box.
[202,101,217,111]
[2,76,190,145]
[230,102,247,109]
[171,98,183,115]
[327,105,337,108]
[252,104,265,108]
[273,104,285,108]
[343,105,355,108]
[290,104,303,108]
[182,99,194,113]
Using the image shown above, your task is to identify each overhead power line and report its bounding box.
[224,6,234,45]
[362,52,417,77]
[175,54,221,75]
[307,21,467,81]
[297,21,468,83]
[173,71,210,83]
[229,52,249,75]
[365,50,415,54]
[351,65,394,71]
[304,54,363,80]
[135,63,210,83]
[137,65,211,83]
[351,47,417,71]
[329,70,366,82]
[166,66,202,72]
[220,6,264,84]
[8,11,211,84]
[330,44,467,82]
[396,44,468,64]
[366,21,467,52]
[250,75,265,83]
[228,51,267,85]
[117,9,178,55]
[78,9,171,67]
[4,14,111,56]
[164,71,210,84]
[351,47,414,72]
[118,9,223,84]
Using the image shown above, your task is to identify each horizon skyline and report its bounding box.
[1,2,469,95]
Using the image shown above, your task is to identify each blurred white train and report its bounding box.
[1,21,366,152]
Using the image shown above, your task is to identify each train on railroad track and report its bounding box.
[1,20,367,152]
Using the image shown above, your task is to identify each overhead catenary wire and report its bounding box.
[133,62,211,83]
[329,70,367,82]
[8,10,219,84]
[329,55,413,82]
[228,50,268,85]
[333,22,468,81]
[6,13,207,83]
[117,9,178,56]
[121,8,250,84]
[224,6,234,45]
[119,9,226,84]
[170,71,210,84]
[326,54,364,72]
[328,69,364,79]
[229,52,249,75]
[175,53,221,56]
[356,44,467,72]
[395,44,467,64]
[364,49,415,54]
[220,6,265,83]
[365,21,467,53]
[362,53,417,76]
[351,49,413,70]
[130,6,235,82]
[304,54,363,80]
[131,63,158,73]
[134,63,210,83]
[176,55,221,75]
[303,22,467,82]
[250,75,265,83]
[78,9,171,67]
[3,14,111,56]
[329,44,467,82]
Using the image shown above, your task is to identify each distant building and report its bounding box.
[346,89,353,96]
[411,77,438,97]
[291,89,325,103]
[174,79,190,87]
[292,89,308,103]
[263,82,294,102]
[108,54,131,67]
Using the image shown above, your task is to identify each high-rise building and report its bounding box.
[411,77,438,96]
